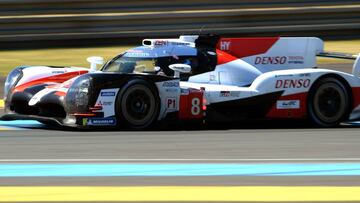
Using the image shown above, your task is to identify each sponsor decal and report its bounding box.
[125,52,150,57]
[101,92,116,97]
[170,42,191,46]
[181,89,190,95]
[209,75,216,81]
[96,88,119,118]
[219,91,240,97]
[155,40,168,46]
[255,56,287,65]
[165,88,179,93]
[52,70,66,74]
[82,117,116,126]
[275,79,311,89]
[220,41,231,51]
[96,101,113,106]
[288,56,304,64]
[275,74,294,78]
[288,61,303,64]
[276,100,300,109]
[166,97,177,110]
[163,81,179,87]
[154,40,191,46]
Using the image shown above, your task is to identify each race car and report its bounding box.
[2,34,360,129]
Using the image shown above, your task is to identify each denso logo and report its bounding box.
[255,56,287,65]
[275,79,311,88]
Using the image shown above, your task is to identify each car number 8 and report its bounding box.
[191,98,201,115]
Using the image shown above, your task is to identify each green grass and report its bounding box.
[0,40,359,76]
[0,46,132,76]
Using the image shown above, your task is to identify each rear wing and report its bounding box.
[317,52,358,60]
[317,52,360,76]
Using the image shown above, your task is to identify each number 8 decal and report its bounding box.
[191,98,201,116]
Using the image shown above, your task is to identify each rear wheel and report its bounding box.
[116,79,160,129]
[308,77,350,127]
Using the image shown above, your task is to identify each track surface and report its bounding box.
[1,62,360,202]
[0,127,360,188]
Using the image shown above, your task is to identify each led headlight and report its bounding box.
[4,67,23,100]
[66,75,92,113]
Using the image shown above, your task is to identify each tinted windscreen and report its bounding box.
[102,56,158,74]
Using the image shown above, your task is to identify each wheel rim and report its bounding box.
[313,82,347,123]
[121,84,156,126]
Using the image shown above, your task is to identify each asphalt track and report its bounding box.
[1,62,360,202]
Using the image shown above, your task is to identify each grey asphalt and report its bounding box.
[0,128,360,160]
[1,128,360,186]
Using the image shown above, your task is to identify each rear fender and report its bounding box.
[251,69,353,119]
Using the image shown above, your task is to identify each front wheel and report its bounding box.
[116,79,160,130]
[308,77,350,127]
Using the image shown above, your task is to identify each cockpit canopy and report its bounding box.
[101,44,217,77]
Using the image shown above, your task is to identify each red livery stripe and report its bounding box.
[14,70,88,93]
[54,91,67,97]
[352,87,360,108]
[216,49,238,65]
[216,37,279,59]
[266,92,307,119]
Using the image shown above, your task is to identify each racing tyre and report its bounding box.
[308,77,350,127]
[116,79,160,129]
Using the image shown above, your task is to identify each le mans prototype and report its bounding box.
[2,35,360,129]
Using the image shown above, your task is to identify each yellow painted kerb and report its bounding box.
[1,186,360,202]
[0,99,3,108]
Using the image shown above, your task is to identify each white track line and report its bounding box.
[0,158,360,162]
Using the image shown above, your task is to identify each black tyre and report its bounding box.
[308,77,350,127]
[116,79,160,129]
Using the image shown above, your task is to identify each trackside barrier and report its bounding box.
[0,0,359,48]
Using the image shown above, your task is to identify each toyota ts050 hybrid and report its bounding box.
[2,35,360,129]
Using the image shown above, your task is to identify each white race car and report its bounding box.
[2,35,360,129]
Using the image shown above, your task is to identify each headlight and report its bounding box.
[4,67,23,100]
[66,75,92,113]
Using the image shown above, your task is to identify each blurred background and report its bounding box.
[0,0,359,49]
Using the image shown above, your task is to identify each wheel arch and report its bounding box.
[307,73,353,126]
[309,73,353,109]
[116,75,162,108]
[114,76,161,129]
[129,75,161,93]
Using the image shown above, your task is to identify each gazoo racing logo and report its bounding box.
[275,79,311,89]
[255,56,287,65]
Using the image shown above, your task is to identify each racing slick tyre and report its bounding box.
[308,77,350,127]
[116,79,160,130]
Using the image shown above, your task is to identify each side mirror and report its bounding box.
[169,64,191,78]
[87,56,104,72]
